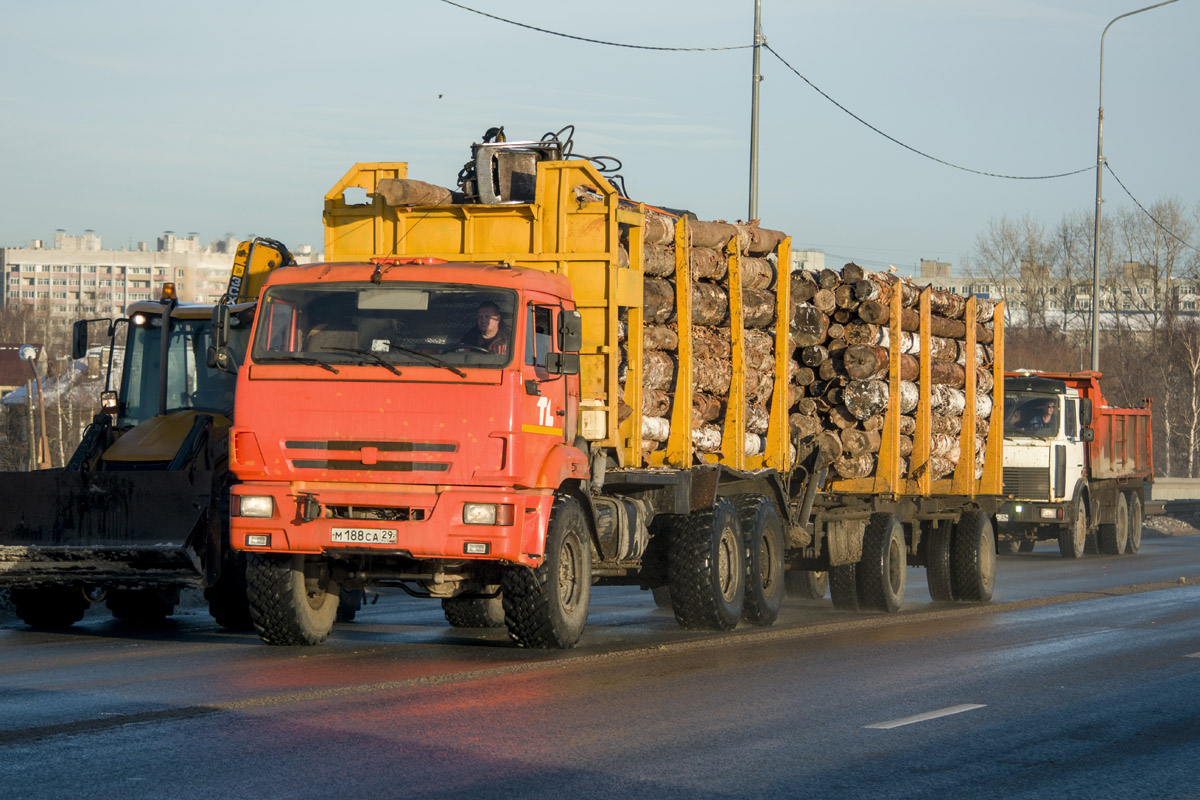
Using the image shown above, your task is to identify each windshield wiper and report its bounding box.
[322,346,404,376]
[261,354,340,374]
[382,342,467,378]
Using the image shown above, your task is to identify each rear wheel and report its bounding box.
[337,588,366,623]
[106,588,179,623]
[925,520,955,602]
[502,495,591,648]
[784,570,828,600]
[667,498,744,630]
[829,563,860,611]
[246,554,339,645]
[1125,492,1143,554]
[1018,539,1037,553]
[856,513,906,613]
[650,586,673,609]
[11,587,89,629]
[734,495,784,626]
[1058,511,1087,559]
[442,586,505,628]
[1098,493,1129,555]
[952,510,996,602]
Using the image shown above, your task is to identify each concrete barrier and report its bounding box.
[1148,478,1200,501]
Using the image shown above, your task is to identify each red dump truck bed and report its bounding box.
[1035,371,1152,482]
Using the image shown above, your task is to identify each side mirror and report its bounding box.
[212,304,230,349]
[1080,427,1095,443]
[72,320,88,360]
[1079,398,1093,426]
[545,352,580,375]
[559,309,583,353]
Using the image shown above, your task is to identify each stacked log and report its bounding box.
[787,262,998,482]
[625,211,786,459]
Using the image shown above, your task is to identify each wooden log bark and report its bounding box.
[791,271,817,303]
[840,262,868,284]
[643,324,679,351]
[741,288,776,329]
[694,392,725,423]
[643,388,671,417]
[812,288,837,314]
[834,454,875,479]
[741,222,787,256]
[374,178,454,206]
[858,300,995,344]
[690,247,726,280]
[692,282,729,326]
[644,209,676,245]
[642,349,675,391]
[791,305,829,347]
[690,220,737,249]
[800,345,828,367]
[643,277,675,323]
[741,257,776,290]
[644,244,675,277]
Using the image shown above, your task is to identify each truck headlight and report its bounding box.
[237,496,275,518]
[463,502,515,526]
[1039,508,1062,520]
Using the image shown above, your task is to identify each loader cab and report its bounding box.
[115,301,252,427]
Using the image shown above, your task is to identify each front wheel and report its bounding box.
[442,586,505,628]
[668,497,745,630]
[106,588,179,623]
[502,495,591,648]
[246,554,340,645]
[11,587,89,629]
[1058,511,1087,559]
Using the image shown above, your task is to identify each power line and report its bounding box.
[1104,161,1199,254]
[763,45,1092,182]
[438,1,752,52]
[439,1,1098,183]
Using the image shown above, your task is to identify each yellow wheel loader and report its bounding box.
[0,239,293,629]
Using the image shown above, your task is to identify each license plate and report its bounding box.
[995,514,1009,522]
[331,527,398,544]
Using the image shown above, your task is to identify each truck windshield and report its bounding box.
[1004,392,1060,439]
[251,282,517,370]
[118,316,244,426]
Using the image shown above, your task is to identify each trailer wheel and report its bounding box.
[651,586,673,609]
[1058,511,1087,559]
[952,510,996,602]
[106,588,179,623]
[925,520,955,602]
[734,495,784,626]
[502,495,591,648]
[785,570,828,600]
[10,587,89,629]
[442,587,505,628]
[856,513,906,613]
[246,554,339,646]
[1125,493,1143,555]
[829,563,860,611]
[205,552,253,631]
[667,497,744,630]
[1098,493,1129,555]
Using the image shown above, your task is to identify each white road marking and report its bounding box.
[865,704,986,730]
[1186,652,1200,659]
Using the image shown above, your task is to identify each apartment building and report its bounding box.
[1,231,318,316]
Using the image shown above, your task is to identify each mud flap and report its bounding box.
[0,470,212,588]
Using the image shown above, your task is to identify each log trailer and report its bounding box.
[996,371,1152,557]
[222,130,1006,648]
[0,239,290,629]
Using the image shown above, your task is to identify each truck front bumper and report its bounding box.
[229,482,553,568]
[995,500,1069,532]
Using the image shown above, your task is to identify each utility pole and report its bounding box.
[1090,0,1179,372]
[748,0,763,220]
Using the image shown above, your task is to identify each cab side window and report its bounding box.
[1066,399,1079,439]
[525,305,556,369]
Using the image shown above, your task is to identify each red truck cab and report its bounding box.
[228,259,588,641]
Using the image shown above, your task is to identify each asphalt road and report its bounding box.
[2,535,1199,799]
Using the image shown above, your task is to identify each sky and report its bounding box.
[1,0,1197,276]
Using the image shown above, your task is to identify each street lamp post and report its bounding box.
[1090,0,1179,372]
[748,0,764,221]
[18,344,50,470]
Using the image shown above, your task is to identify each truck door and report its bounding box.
[522,302,572,445]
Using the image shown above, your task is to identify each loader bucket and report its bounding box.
[0,469,213,589]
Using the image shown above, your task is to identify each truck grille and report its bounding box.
[284,439,455,473]
[1003,467,1049,499]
